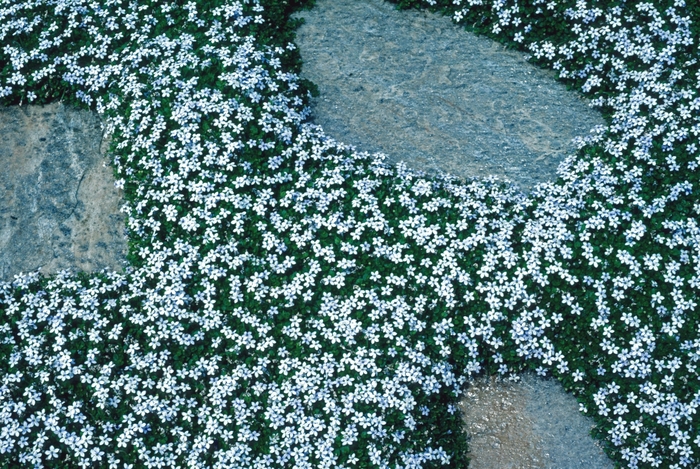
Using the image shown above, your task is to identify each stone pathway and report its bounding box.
[291,0,605,193]
[291,0,614,467]
[0,102,127,283]
[1,2,615,465]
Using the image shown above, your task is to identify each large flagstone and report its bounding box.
[0,103,127,282]
[291,0,606,193]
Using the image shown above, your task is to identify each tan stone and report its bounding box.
[459,375,548,469]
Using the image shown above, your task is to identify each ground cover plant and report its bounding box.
[0,0,698,468]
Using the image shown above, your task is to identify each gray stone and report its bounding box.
[459,373,614,469]
[291,0,606,193]
[0,102,127,282]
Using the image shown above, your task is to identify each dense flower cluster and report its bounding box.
[0,0,698,468]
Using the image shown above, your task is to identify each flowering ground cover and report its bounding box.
[0,0,698,468]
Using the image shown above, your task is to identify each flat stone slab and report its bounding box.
[291,0,606,192]
[0,103,127,282]
[459,374,614,469]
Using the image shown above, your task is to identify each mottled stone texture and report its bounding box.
[459,375,547,469]
[459,373,614,469]
[292,0,606,193]
[0,102,127,282]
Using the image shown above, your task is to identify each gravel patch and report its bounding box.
[459,373,615,469]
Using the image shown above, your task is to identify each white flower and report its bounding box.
[45,445,59,459]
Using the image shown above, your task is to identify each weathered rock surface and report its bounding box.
[0,102,127,283]
[291,0,606,193]
[460,373,613,469]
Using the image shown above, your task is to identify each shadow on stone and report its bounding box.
[0,102,127,283]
